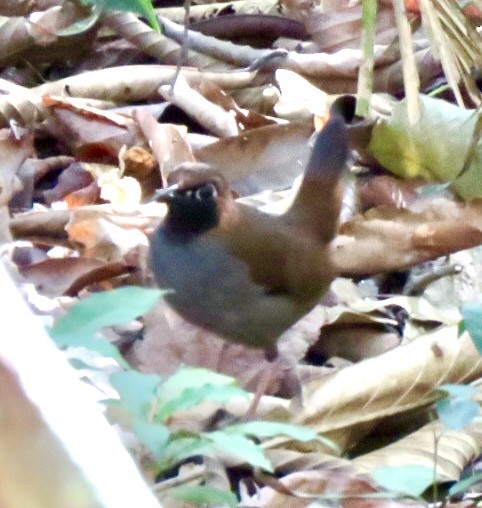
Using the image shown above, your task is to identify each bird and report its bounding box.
[149,114,348,360]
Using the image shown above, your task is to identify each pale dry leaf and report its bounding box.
[274,69,328,120]
[134,109,195,182]
[33,65,257,102]
[0,263,160,507]
[97,170,142,207]
[0,78,45,127]
[66,214,147,261]
[0,127,34,207]
[194,79,279,130]
[102,10,222,70]
[294,329,482,446]
[0,358,100,507]
[158,0,280,25]
[0,1,61,16]
[352,416,482,482]
[27,6,63,45]
[266,448,353,475]
[158,74,239,138]
[0,15,32,62]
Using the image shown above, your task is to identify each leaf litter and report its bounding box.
[1,0,482,505]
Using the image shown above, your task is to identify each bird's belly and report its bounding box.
[149,231,313,348]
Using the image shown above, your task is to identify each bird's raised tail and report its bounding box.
[285,113,348,243]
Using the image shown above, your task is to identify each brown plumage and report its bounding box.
[149,115,348,358]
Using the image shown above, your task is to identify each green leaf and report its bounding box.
[155,367,247,420]
[438,383,476,399]
[449,472,482,496]
[157,384,247,421]
[50,287,163,342]
[158,368,239,401]
[436,398,479,429]
[204,432,273,472]
[158,435,212,472]
[368,95,482,200]
[168,485,237,508]
[370,465,434,497]
[460,302,482,355]
[415,182,451,196]
[224,421,338,453]
[103,0,160,32]
[65,335,129,367]
[435,384,479,430]
[110,370,161,418]
[225,421,316,440]
[133,418,170,457]
[57,0,103,36]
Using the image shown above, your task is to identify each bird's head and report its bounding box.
[154,166,233,237]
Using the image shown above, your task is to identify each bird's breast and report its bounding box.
[149,226,323,348]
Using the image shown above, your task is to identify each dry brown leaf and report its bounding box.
[9,204,161,246]
[305,2,399,53]
[333,199,482,276]
[18,257,131,297]
[64,180,101,207]
[373,47,441,96]
[309,323,401,363]
[43,162,95,205]
[159,0,280,25]
[248,469,421,508]
[194,121,313,195]
[43,95,142,153]
[10,155,75,210]
[120,146,160,201]
[128,302,298,397]
[357,175,429,211]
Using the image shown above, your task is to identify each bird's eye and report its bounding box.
[195,183,218,201]
[184,189,193,199]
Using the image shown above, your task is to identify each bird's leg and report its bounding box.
[245,347,279,419]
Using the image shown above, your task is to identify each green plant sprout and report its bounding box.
[49,286,336,506]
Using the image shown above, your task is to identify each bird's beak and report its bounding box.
[152,183,179,202]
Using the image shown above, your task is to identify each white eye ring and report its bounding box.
[195,183,218,201]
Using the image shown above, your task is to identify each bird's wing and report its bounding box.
[213,205,329,299]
